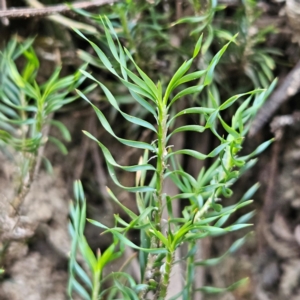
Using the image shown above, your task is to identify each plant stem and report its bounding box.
[140,104,169,299]
[158,251,174,299]
[92,269,101,300]
[155,104,168,226]
[194,196,213,222]
[186,241,195,298]
[153,104,169,298]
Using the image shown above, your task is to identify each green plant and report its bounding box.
[0,38,96,269]
[74,0,278,133]
[0,38,93,215]
[171,0,278,117]
[221,0,278,88]
[68,16,275,300]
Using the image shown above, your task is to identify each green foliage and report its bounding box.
[68,15,275,299]
[72,0,278,133]
[0,38,93,212]
[171,0,278,113]
[0,38,85,156]
[68,181,138,300]
[237,0,278,88]
[0,1,279,299]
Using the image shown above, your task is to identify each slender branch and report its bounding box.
[186,241,195,298]
[0,0,7,10]
[9,114,53,217]
[0,0,117,19]
[194,196,213,222]
[0,0,9,25]
[9,154,37,216]
[249,60,300,136]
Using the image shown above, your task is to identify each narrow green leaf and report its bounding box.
[214,214,230,227]
[171,15,208,25]
[73,260,93,289]
[195,255,224,267]
[149,226,169,247]
[167,149,207,160]
[169,85,204,107]
[87,219,108,229]
[83,131,156,173]
[48,136,68,155]
[112,231,167,254]
[166,169,198,188]
[168,125,205,140]
[240,139,274,160]
[228,234,251,253]
[121,66,158,101]
[201,25,214,55]
[71,279,91,300]
[0,103,19,118]
[129,91,157,117]
[208,90,219,109]
[41,67,62,102]
[106,187,138,220]
[197,286,226,294]
[49,120,71,141]
[207,142,228,157]
[214,29,234,41]
[123,48,159,99]
[205,109,219,128]
[169,193,196,201]
[97,243,116,271]
[78,75,157,132]
[235,211,255,224]
[232,96,252,131]
[174,70,206,87]
[240,183,260,202]
[167,107,214,127]
[79,200,87,235]
[219,116,240,139]
[73,28,117,76]
[219,90,263,111]
[101,18,120,63]
[119,78,157,103]
[164,58,194,104]
[204,35,237,86]
[227,278,249,291]
[106,162,156,193]
[192,225,226,234]
[77,90,155,152]
[193,34,203,58]
[225,224,252,231]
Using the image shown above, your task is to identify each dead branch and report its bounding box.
[249,60,300,136]
[0,0,117,19]
[0,0,9,25]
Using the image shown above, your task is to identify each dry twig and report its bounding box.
[0,0,9,25]
[0,0,117,19]
[249,60,300,136]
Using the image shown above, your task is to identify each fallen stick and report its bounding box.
[0,0,117,19]
[249,60,300,136]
